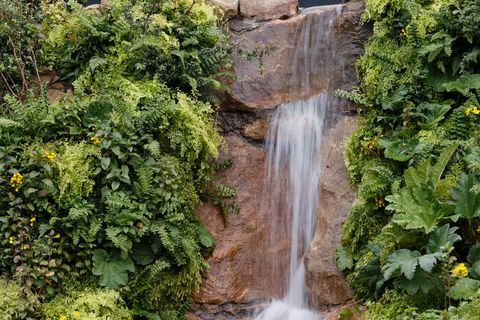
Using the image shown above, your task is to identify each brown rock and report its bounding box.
[240,119,269,141]
[206,0,239,19]
[228,6,343,111]
[240,0,298,21]
[305,116,358,307]
[194,135,285,304]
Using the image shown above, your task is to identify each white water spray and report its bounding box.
[255,5,342,320]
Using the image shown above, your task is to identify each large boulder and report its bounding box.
[305,116,357,307]
[228,5,340,111]
[240,0,298,21]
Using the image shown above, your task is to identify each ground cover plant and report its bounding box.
[0,0,232,319]
[336,0,480,318]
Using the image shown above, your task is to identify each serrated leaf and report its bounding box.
[335,246,354,271]
[467,244,480,265]
[92,249,135,289]
[451,174,480,220]
[443,73,480,96]
[395,269,443,295]
[450,278,480,300]
[383,249,420,280]
[418,253,440,272]
[388,187,446,233]
[427,224,461,254]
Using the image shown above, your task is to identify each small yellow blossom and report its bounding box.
[59,315,67,320]
[30,217,36,223]
[477,225,480,233]
[10,172,23,191]
[20,244,28,250]
[474,107,480,115]
[72,311,81,318]
[9,236,14,244]
[466,107,472,115]
[90,136,101,145]
[53,233,61,239]
[452,263,469,278]
[43,150,56,160]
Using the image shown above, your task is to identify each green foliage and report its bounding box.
[340,0,480,312]
[0,278,38,320]
[0,0,42,103]
[0,0,231,319]
[43,288,132,320]
[41,0,231,95]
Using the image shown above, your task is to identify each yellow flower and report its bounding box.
[30,217,36,223]
[10,172,23,190]
[474,107,480,115]
[59,315,67,320]
[466,107,472,115]
[72,311,81,318]
[477,225,480,233]
[21,244,28,250]
[452,263,469,278]
[53,233,61,239]
[90,136,100,145]
[43,150,56,160]
[9,236,14,244]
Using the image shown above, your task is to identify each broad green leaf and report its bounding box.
[101,157,111,170]
[378,138,419,162]
[443,74,480,96]
[132,244,155,266]
[450,278,480,300]
[335,246,354,272]
[451,174,480,219]
[427,224,461,254]
[383,249,420,280]
[92,250,135,289]
[388,187,445,233]
[404,160,431,188]
[418,253,441,272]
[415,102,451,127]
[468,244,480,265]
[395,269,443,295]
[430,144,457,192]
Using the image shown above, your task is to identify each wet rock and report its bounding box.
[305,116,358,307]
[240,0,298,21]
[206,0,239,19]
[194,135,286,304]
[240,119,269,141]
[225,1,368,112]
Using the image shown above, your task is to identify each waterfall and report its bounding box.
[255,5,342,320]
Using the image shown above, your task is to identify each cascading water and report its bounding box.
[255,5,342,320]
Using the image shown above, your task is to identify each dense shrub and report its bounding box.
[337,0,480,316]
[43,288,132,320]
[0,0,232,319]
[0,278,38,320]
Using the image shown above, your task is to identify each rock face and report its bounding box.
[240,0,298,21]
[228,5,340,111]
[305,116,357,307]
[194,135,287,306]
[193,1,369,318]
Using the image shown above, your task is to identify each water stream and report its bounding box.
[255,5,342,320]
